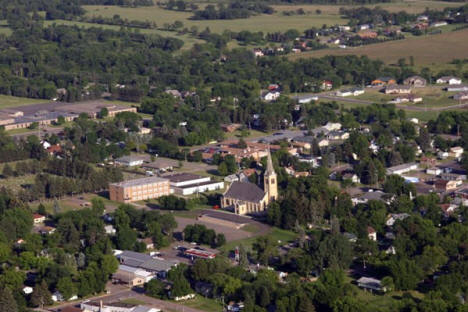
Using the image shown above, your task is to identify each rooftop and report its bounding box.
[224,181,265,203]
[110,176,168,188]
[164,173,206,183]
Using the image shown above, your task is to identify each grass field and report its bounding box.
[221,227,297,253]
[171,296,223,312]
[290,28,468,65]
[0,95,47,109]
[82,4,346,33]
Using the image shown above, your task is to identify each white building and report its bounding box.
[115,156,145,167]
[426,167,442,175]
[437,76,462,85]
[323,122,342,131]
[386,213,410,227]
[263,91,280,102]
[386,162,418,175]
[165,173,224,196]
[449,146,464,158]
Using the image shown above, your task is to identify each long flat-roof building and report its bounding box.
[164,173,224,195]
[109,176,170,203]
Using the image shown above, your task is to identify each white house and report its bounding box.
[23,287,33,295]
[357,277,385,292]
[426,167,442,175]
[367,226,377,241]
[298,96,318,104]
[317,138,329,147]
[104,225,116,235]
[446,85,468,92]
[323,122,342,131]
[386,162,418,175]
[431,21,447,27]
[437,76,462,85]
[263,91,280,102]
[438,151,449,159]
[449,146,464,158]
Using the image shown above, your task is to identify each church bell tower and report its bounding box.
[264,148,278,202]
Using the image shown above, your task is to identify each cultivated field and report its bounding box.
[290,28,468,65]
[82,4,346,33]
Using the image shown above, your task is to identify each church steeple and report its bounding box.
[264,147,278,202]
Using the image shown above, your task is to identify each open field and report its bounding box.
[83,4,346,33]
[221,227,297,253]
[290,28,468,65]
[170,296,222,312]
[0,95,47,109]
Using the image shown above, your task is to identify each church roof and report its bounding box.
[224,181,265,203]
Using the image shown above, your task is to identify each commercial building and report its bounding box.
[386,162,419,175]
[117,250,178,279]
[109,176,170,203]
[115,156,145,167]
[164,173,224,195]
[112,265,154,286]
[184,248,217,260]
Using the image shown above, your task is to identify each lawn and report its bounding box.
[0,174,35,193]
[291,28,468,66]
[0,95,46,109]
[172,296,223,312]
[221,227,297,253]
[82,4,346,34]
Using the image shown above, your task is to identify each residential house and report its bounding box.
[33,213,46,224]
[386,162,418,175]
[435,179,460,191]
[46,144,62,156]
[437,76,462,85]
[318,138,329,147]
[449,146,464,158]
[403,75,427,87]
[221,123,242,133]
[446,85,468,92]
[320,80,333,90]
[138,238,154,250]
[357,277,385,292]
[297,95,318,104]
[367,226,377,241]
[385,213,410,227]
[439,203,458,218]
[323,122,342,131]
[336,88,365,97]
[104,225,116,235]
[426,167,442,175]
[438,151,449,159]
[352,190,394,205]
[389,94,422,104]
[327,131,349,140]
[343,232,358,243]
[263,91,280,102]
[454,92,468,101]
[371,77,396,86]
[440,172,466,181]
[384,85,412,94]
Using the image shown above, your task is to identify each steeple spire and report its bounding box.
[265,146,275,175]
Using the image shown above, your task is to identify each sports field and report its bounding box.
[290,28,468,65]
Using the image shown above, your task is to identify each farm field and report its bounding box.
[82,4,346,33]
[290,28,468,65]
[0,95,47,109]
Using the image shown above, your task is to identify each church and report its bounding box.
[221,150,277,215]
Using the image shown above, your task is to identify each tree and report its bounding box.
[381,276,394,292]
[2,163,14,178]
[215,233,226,247]
[57,277,77,300]
[99,107,109,118]
[145,279,165,299]
[252,236,278,265]
[0,288,17,312]
[168,265,192,297]
[417,127,431,152]
[31,280,52,308]
[53,199,61,214]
